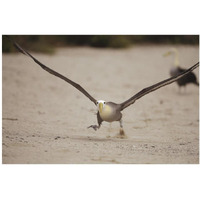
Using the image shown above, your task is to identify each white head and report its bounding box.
[163,48,180,67]
[163,48,178,57]
[96,100,106,113]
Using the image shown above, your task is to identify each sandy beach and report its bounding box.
[2,45,199,164]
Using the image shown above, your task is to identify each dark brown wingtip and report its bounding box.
[6,36,98,105]
[13,42,28,56]
[5,35,27,56]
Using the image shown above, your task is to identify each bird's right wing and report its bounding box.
[120,62,199,110]
[8,37,97,105]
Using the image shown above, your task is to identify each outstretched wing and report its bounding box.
[120,62,199,110]
[8,37,97,105]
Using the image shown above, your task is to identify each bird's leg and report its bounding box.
[184,86,187,94]
[88,112,102,131]
[115,119,127,139]
[178,86,181,94]
[87,125,100,131]
[119,119,125,136]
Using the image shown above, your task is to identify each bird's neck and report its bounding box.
[99,104,113,121]
[173,51,180,67]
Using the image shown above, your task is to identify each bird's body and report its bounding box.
[170,66,199,87]
[98,102,122,122]
[165,48,199,88]
[7,37,199,138]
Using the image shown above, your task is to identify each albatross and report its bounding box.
[164,48,199,90]
[8,38,199,138]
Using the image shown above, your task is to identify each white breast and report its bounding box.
[99,104,115,122]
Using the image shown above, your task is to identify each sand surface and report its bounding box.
[2,45,199,164]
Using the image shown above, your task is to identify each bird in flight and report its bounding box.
[164,48,199,91]
[7,37,199,138]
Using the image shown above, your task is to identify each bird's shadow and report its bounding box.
[55,134,128,142]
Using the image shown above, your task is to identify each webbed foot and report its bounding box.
[115,128,128,139]
[87,125,99,131]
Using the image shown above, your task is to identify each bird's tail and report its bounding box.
[194,81,199,87]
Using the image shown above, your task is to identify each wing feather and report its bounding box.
[120,62,199,110]
[8,37,97,105]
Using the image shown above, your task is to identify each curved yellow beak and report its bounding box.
[99,102,103,113]
[163,51,171,57]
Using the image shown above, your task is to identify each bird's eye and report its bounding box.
[103,102,105,104]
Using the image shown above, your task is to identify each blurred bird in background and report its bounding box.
[164,48,199,92]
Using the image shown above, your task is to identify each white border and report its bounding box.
[1,0,199,200]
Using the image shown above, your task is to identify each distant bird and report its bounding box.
[7,37,199,138]
[164,48,199,90]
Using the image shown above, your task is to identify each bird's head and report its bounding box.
[163,48,180,67]
[163,48,178,57]
[96,100,106,113]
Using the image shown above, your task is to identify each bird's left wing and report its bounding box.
[120,62,199,110]
[7,36,97,105]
